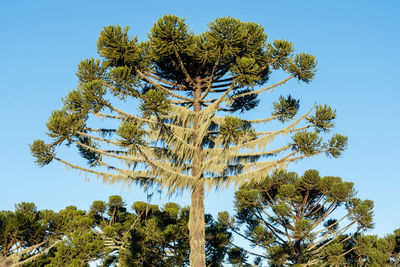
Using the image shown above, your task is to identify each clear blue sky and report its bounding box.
[1,0,399,237]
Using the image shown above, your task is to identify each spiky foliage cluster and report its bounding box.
[29,139,55,166]
[117,122,146,151]
[220,169,374,266]
[307,104,337,133]
[272,95,300,122]
[218,116,255,146]
[31,15,347,266]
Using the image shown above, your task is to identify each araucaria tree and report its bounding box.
[31,15,347,266]
[221,169,374,266]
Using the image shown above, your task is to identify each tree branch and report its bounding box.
[144,71,188,91]
[229,75,295,100]
[13,240,61,266]
[173,45,195,86]
[136,68,194,102]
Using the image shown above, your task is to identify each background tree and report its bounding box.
[45,231,106,267]
[342,229,400,266]
[0,202,108,267]
[0,203,65,266]
[90,196,231,266]
[220,169,374,266]
[12,196,231,266]
[31,15,347,266]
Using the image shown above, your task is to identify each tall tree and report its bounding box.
[30,15,347,266]
[221,169,374,266]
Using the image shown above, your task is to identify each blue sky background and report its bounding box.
[1,0,399,238]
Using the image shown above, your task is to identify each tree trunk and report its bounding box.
[189,181,206,266]
[188,81,206,267]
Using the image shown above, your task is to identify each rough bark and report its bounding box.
[189,181,206,266]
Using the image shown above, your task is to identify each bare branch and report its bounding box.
[229,75,295,100]
[173,45,195,86]
[200,49,222,100]
[144,71,188,91]
[13,240,62,266]
[136,68,194,102]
